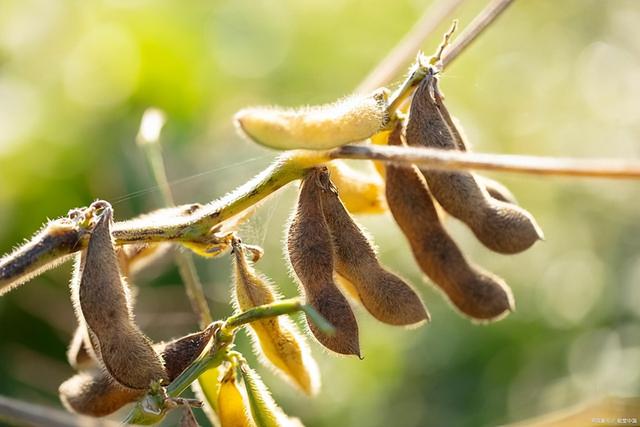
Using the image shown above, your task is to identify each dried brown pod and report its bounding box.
[287,169,360,356]
[71,201,167,390]
[61,325,217,417]
[59,370,144,417]
[385,124,514,320]
[156,323,217,381]
[432,92,519,206]
[317,168,428,326]
[232,239,320,395]
[405,73,543,254]
[475,175,518,205]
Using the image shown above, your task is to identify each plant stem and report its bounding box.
[222,298,334,336]
[385,0,516,117]
[331,144,640,179]
[441,0,516,69]
[0,394,118,427]
[138,109,213,327]
[123,298,326,425]
[112,150,329,245]
[355,0,465,94]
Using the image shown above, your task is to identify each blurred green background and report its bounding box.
[1,0,640,426]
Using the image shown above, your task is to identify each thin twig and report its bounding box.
[355,0,465,93]
[0,394,119,427]
[138,108,213,327]
[441,0,516,68]
[331,144,640,179]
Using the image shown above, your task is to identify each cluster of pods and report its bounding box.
[241,65,543,358]
[0,48,544,425]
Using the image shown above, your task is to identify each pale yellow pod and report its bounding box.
[232,241,320,396]
[234,90,389,150]
[192,366,223,426]
[325,160,386,215]
[218,366,256,427]
[370,130,391,179]
[240,364,303,427]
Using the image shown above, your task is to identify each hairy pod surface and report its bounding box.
[0,214,90,296]
[59,370,144,417]
[72,202,167,390]
[218,366,255,427]
[385,125,514,320]
[317,169,429,326]
[406,75,543,254]
[233,241,320,395]
[475,175,518,205]
[325,160,386,215]
[156,324,216,381]
[287,169,360,356]
[431,90,519,206]
[240,365,302,427]
[235,90,389,150]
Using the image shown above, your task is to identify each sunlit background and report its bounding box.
[1,0,640,426]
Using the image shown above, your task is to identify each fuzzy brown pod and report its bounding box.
[59,370,145,417]
[431,91,519,206]
[71,201,168,390]
[405,73,543,254]
[385,124,514,320]
[287,169,360,356]
[232,240,320,395]
[475,175,518,205]
[61,325,217,416]
[317,168,429,326]
[156,323,218,381]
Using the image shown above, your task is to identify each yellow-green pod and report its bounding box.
[232,240,320,396]
[240,364,303,427]
[218,366,256,427]
[192,366,223,427]
[234,90,389,150]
